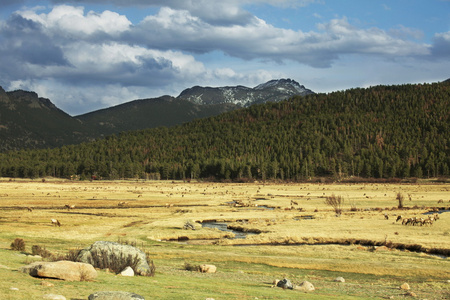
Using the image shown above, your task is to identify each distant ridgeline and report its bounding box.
[0,81,449,180]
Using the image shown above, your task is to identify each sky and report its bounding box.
[0,0,449,115]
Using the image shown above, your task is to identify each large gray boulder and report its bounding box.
[77,241,152,276]
[20,261,97,281]
[88,291,145,300]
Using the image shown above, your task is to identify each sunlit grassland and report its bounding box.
[0,178,449,299]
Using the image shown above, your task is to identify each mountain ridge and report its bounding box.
[0,78,313,151]
[177,78,314,107]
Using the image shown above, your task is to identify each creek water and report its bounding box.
[201,222,258,239]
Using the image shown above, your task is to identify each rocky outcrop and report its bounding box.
[77,241,153,276]
[20,260,97,281]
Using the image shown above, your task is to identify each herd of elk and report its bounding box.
[396,213,439,226]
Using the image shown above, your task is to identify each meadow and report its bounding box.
[0,178,449,299]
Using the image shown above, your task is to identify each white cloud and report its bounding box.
[20,5,131,37]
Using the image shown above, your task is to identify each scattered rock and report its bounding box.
[88,291,145,300]
[375,246,389,252]
[42,294,66,300]
[276,278,293,290]
[41,281,55,287]
[400,283,410,290]
[200,264,217,273]
[10,287,19,291]
[77,241,152,276]
[334,276,345,282]
[120,266,135,276]
[294,281,315,292]
[20,260,97,281]
[406,291,417,297]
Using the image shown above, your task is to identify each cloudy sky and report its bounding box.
[0,0,449,115]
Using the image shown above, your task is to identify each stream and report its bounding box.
[201,222,258,239]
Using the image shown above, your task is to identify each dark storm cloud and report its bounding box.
[431,32,450,58]
[0,14,70,83]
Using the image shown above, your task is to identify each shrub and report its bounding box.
[10,238,26,251]
[324,194,344,214]
[396,192,405,209]
[87,249,155,276]
[184,262,201,272]
[31,245,53,258]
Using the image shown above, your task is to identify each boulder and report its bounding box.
[294,281,315,292]
[200,264,217,273]
[120,266,135,277]
[77,241,152,276]
[276,278,293,289]
[20,261,97,281]
[334,276,345,282]
[88,291,145,300]
[400,283,410,290]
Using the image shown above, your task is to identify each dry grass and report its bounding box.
[0,178,449,298]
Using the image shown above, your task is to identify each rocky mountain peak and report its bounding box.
[177,78,314,107]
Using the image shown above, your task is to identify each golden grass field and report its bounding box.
[0,178,449,299]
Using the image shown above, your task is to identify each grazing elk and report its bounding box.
[64,204,75,210]
[51,219,61,227]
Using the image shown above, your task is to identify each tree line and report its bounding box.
[0,82,448,181]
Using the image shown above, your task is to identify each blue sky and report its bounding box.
[0,0,449,115]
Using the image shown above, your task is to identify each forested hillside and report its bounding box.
[0,82,448,181]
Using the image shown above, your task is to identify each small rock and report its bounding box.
[41,281,55,287]
[205,298,215,300]
[10,287,19,291]
[294,281,315,292]
[276,278,293,289]
[406,291,417,297]
[200,264,216,273]
[42,294,66,300]
[120,266,135,277]
[400,283,410,290]
[375,246,389,252]
[334,276,345,282]
[88,291,145,300]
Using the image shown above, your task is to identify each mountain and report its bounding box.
[1,78,313,151]
[178,78,314,106]
[76,96,237,137]
[1,81,448,180]
[0,88,95,152]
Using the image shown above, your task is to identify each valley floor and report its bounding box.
[0,178,449,299]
